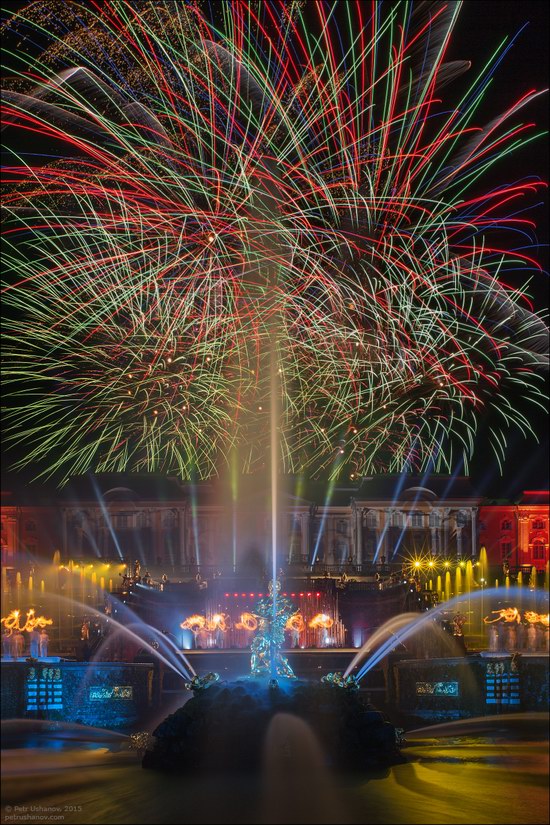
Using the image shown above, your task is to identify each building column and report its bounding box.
[301,513,308,563]
[456,527,463,560]
[443,507,450,556]
[385,509,393,559]
[431,527,437,555]
[356,505,363,568]
[5,515,18,565]
[471,507,477,559]
[179,505,187,568]
[153,509,162,566]
[517,512,530,567]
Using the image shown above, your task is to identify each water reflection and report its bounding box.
[1,714,548,824]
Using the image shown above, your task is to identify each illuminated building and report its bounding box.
[479,491,549,571]
[1,473,498,572]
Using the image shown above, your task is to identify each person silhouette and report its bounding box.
[13,630,25,658]
[29,628,40,658]
[39,629,49,658]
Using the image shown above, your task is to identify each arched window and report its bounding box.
[366,511,378,530]
[533,519,545,530]
[501,519,512,531]
[163,511,176,529]
[392,511,402,528]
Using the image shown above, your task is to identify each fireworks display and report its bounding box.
[1,1,547,484]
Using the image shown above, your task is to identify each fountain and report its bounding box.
[142,671,401,773]
[249,581,296,679]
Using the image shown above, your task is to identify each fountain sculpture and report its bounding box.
[250,580,296,679]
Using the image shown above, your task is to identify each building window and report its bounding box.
[501,519,512,531]
[163,511,176,529]
[114,514,129,530]
[533,519,545,530]
[392,512,402,528]
[500,542,512,560]
[533,540,546,560]
[336,519,348,535]
[289,516,301,559]
[25,521,36,533]
[137,512,149,529]
[410,512,424,528]
[456,511,468,528]
[429,511,440,528]
[336,540,349,562]
[311,518,323,543]
[366,511,378,529]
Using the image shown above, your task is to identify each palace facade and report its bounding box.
[2,474,547,575]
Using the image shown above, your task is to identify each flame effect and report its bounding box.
[235,612,258,632]
[180,613,230,633]
[1,609,53,634]
[484,607,521,624]
[484,607,549,626]
[524,611,549,627]
[285,613,306,633]
[309,613,334,629]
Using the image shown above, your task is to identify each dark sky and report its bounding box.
[1,1,548,500]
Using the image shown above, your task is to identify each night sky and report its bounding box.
[1,1,548,500]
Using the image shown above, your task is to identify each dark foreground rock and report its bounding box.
[143,678,402,772]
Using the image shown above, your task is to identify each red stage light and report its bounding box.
[233,593,238,597]
[299,593,304,597]
[283,592,287,596]
[250,593,254,597]
[316,592,320,596]
[307,593,311,597]
[291,593,295,597]
[225,593,229,597]
[241,593,246,597]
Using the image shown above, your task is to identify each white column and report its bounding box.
[471,507,477,558]
[443,507,450,555]
[301,513,308,562]
[182,504,191,567]
[356,505,363,568]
